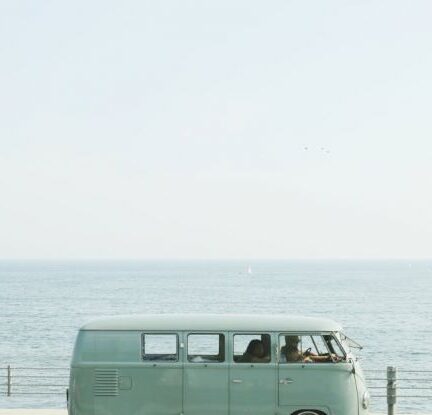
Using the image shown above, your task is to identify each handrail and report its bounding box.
[1,365,69,397]
[365,366,432,415]
[2,365,432,413]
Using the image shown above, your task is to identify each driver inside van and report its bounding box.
[281,336,306,362]
[280,335,341,363]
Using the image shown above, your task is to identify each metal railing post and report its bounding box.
[387,366,397,415]
[7,365,11,397]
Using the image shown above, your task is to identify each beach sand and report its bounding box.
[0,411,424,415]
[0,411,66,415]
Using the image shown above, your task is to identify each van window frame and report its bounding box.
[141,332,180,363]
[329,331,348,357]
[323,333,346,358]
[186,332,226,363]
[278,331,346,364]
[231,332,273,364]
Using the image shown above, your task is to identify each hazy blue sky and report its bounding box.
[1,1,431,259]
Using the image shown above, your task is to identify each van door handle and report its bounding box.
[279,378,294,384]
[232,379,243,384]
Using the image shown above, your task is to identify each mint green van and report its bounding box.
[68,314,370,415]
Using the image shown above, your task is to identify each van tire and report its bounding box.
[293,411,326,415]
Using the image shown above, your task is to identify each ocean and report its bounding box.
[0,260,431,412]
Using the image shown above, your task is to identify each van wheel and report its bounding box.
[294,411,324,415]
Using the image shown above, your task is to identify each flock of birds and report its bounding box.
[304,146,331,154]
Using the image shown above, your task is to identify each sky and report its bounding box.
[0,0,431,260]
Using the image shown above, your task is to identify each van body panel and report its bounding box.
[183,331,229,415]
[132,365,183,415]
[230,364,276,415]
[90,364,184,415]
[278,363,358,415]
[354,359,369,415]
[72,330,141,364]
[184,363,229,415]
[69,367,95,415]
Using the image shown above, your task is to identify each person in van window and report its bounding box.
[281,336,340,363]
[281,336,306,362]
[241,339,269,363]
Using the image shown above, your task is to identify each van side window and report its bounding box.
[233,334,271,363]
[187,334,225,363]
[142,334,178,361]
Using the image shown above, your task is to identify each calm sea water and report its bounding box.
[0,260,431,412]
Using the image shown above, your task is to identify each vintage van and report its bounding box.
[68,314,370,415]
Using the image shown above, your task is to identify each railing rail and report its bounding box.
[364,366,432,414]
[1,365,69,396]
[2,365,432,413]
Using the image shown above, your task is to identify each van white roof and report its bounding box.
[81,314,342,332]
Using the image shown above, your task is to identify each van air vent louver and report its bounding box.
[93,369,119,397]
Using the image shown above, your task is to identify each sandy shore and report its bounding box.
[0,412,392,415]
[0,411,66,415]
